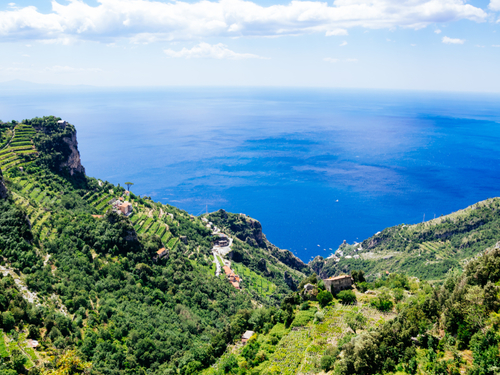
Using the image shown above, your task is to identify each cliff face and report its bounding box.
[207,209,310,274]
[61,130,85,176]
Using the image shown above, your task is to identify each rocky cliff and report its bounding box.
[207,209,310,274]
[61,130,85,176]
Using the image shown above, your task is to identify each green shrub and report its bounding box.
[321,355,335,371]
[370,292,394,312]
[337,290,356,304]
[317,290,333,307]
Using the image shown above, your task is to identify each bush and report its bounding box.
[314,311,325,323]
[337,290,356,304]
[317,290,333,307]
[321,355,336,371]
[370,292,394,312]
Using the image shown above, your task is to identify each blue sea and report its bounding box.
[1,85,500,262]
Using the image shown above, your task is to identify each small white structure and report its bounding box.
[303,283,314,291]
[242,330,255,344]
[28,339,39,348]
[57,120,68,127]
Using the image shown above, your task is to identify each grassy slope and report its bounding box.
[315,198,500,282]
[203,290,396,375]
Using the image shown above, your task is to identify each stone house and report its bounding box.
[119,201,132,215]
[323,275,353,294]
[153,247,169,262]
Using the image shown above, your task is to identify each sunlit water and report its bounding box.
[2,86,499,261]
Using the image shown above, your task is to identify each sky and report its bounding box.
[1,0,500,91]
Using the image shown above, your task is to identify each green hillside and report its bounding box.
[0,116,308,375]
[312,198,500,282]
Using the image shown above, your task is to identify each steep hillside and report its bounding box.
[312,198,500,282]
[0,116,305,375]
[206,210,310,291]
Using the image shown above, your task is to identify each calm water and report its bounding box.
[1,86,500,262]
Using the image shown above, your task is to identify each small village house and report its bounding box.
[222,265,240,289]
[154,248,168,262]
[241,331,254,344]
[215,233,229,247]
[119,201,133,215]
[323,275,353,294]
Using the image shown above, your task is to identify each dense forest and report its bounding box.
[0,116,499,374]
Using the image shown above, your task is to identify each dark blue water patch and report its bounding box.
[1,87,499,261]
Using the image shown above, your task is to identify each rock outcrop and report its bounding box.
[61,130,85,176]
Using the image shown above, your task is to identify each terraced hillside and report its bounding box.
[312,198,500,282]
[203,291,396,375]
[0,116,313,374]
[0,123,38,172]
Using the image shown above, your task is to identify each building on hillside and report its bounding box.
[28,339,39,348]
[153,247,169,262]
[119,201,133,215]
[323,275,353,294]
[242,331,254,344]
[57,120,67,127]
[222,265,240,289]
[215,233,229,247]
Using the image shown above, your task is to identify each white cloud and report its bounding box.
[164,42,267,59]
[339,41,348,46]
[22,54,29,57]
[492,44,500,47]
[442,36,465,44]
[489,0,500,12]
[411,43,416,46]
[326,28,348,36]
[475,44,484,47]
[434,29,442,34]
[0,0,488,43]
